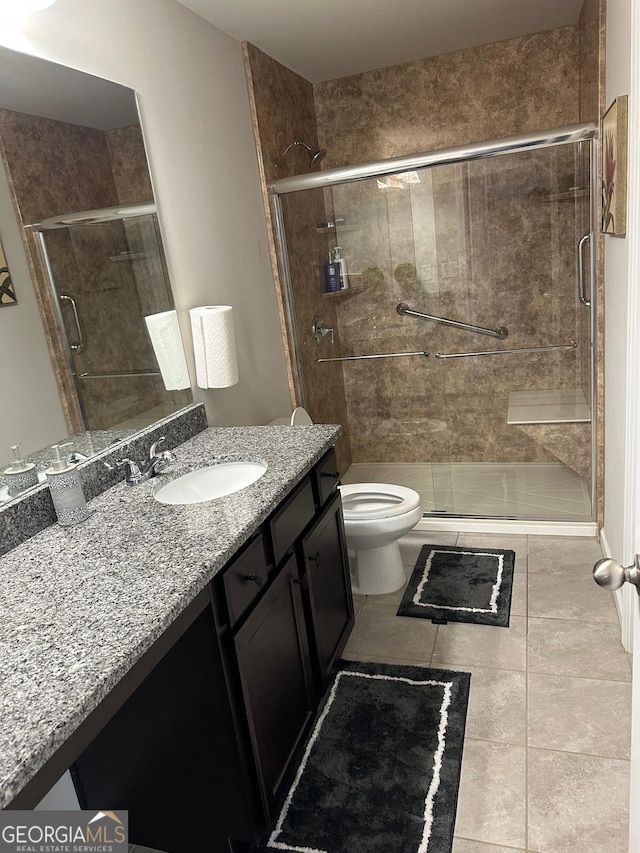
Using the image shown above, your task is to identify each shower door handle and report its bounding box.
[593,555,640,595]
[60,293,85,351]
[577,234,591,307]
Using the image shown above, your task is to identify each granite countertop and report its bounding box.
[0,424,340,809]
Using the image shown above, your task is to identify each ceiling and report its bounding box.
[177,0,585,83]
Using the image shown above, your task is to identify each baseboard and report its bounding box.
[598,526,632,652]
[416,516,598,537]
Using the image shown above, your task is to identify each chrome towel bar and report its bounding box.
[435,341,578,359]
[317,351,429,363]
[76,370,162,379]
[397,302,508,339]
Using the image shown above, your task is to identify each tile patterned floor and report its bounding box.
[342,530,631,853]
[341,462,592,520]
[129,531,631,853]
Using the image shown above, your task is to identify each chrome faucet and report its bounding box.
[117,437,176,485]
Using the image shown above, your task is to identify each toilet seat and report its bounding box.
[339,483,422,520]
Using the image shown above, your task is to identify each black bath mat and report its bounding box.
[398,544,515,627]
[262,659,470,853]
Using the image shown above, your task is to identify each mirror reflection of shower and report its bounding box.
[35,202,192,432]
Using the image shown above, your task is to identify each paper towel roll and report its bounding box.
[144,310,191,390]
[189,305,239,389]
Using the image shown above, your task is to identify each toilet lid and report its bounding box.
[339,483,422,519]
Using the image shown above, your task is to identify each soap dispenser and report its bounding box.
[324,251,340,292]
[45,443,90,526]
[333,246,349,290]
[3,444,39,497]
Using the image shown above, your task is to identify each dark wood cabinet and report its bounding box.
[234,554,315,813]
[301,491,354,691]
[70,447,353,852]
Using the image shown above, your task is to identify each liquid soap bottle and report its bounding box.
[324,251,340,292]
[333,246,349,290]
[45,443,90,526]
[3,444,39,497]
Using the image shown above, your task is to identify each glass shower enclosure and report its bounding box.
[270,124,597,522]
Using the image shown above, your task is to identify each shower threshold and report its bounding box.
[341,461,594,536]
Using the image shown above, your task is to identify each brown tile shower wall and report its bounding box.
[328,147,588,469]
[311,27,600,483]
[0,110,165,432]
[243,43,352,473]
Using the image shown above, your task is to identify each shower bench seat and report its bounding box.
[507,388,591,424]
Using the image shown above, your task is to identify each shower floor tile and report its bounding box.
[341,461,592,520]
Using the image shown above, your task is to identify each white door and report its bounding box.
[632,588,640,850]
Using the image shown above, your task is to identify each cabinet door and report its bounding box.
[301,492,354,691]
[234,554,315,814]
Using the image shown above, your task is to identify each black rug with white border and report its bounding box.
[261,659,470,853]
[397,544,515,627]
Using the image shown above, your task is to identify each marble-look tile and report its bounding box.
[527,536,603,573]
[440,664,526,745]
[528,672,631,759]
[363,582,408,609]
[431,616,527,672]
[453,840,524,853]
[342,601,438,665]
[399,531,459,566]
[509,572,526,618]
[527,617,632,681]
[456,534,528,573]
[528,572,618,622]
[454,740,526,849]
[352,593,367,621]
[527,748,629,853]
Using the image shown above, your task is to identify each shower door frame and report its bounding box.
[269,123,599,525]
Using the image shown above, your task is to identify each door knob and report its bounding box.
[593,555,640,594]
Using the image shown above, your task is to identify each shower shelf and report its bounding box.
[507,388,591,425]
[322,282,367,298]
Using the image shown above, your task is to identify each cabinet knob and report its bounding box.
[308,550,321,568]
[243,573,264,587]
[321,471,340,478]
[294,574,310,591]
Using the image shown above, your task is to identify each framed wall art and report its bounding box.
[0,239,16,305]
[602,94,628,236]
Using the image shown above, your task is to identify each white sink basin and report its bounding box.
[154,461,267,505]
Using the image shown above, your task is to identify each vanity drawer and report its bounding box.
[313,448,340,507]
[224,534,271,628]
[269,476,315,566]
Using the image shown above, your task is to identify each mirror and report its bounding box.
[0,46,192,502]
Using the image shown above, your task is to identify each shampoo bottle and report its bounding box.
[324,251,340,292]
[3,444,39,497]
[333,246,349,290]
[45,443,90,526]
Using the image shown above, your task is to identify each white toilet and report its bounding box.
[339,483,423,595]
[267,406,313,426]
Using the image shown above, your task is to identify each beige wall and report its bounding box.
[0,0,291,427]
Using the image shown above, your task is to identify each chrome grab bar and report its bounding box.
[435,341,577,359]
[578,234,591,307]
[397,302,508,339]
[60,293,84,351]
[76,370,162,379]
[317,351,429,363]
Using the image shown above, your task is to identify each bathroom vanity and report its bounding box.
[0,422,353,852]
